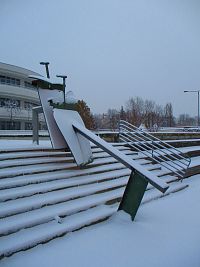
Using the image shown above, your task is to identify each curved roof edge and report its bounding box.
[0,62,42,77]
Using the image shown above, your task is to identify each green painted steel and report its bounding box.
[118,170,148,221]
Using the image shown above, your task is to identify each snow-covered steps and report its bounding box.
[0,177,128,219]
[0,186,125,236]
[0,172,130,202]
[0,204,118,258]
[143,180,188,204]
[0,180,188,258]
[0,156,74,169]
[0,163,128,190]
[0,143,197,258]
[0,150,71,161]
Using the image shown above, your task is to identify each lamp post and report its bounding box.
[184,90,200,127]
[56,75,67,103]
[40,62,50,78]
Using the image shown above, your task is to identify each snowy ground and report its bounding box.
[0,139,51,150]
[1,174,200,267]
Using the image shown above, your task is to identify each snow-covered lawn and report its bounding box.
[1,175,200,267]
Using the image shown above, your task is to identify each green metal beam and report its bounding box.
[118,170,148,221]
[32,80,64,91]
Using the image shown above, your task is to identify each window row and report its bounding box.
[0,98,38,109]
[0,98,20,108]
[0,76,35,89]
[0,120,47,130]
[0,76,20,86]
[0,121,21,130]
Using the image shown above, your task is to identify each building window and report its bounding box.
[0,98,8,107]
[0,98,20,108]
[25,122,33,130]
[0,75,20,87]
[0,121,21,130]
[0,76,6,84]
[24,81,34,88]
[24,101,37,110]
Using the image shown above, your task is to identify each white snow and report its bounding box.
[0,139,51,150]
[1,175,200,267]
[1,138,200,266]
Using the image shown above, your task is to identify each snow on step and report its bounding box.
[0,187,125,236]
[0,156,73,169]
[0,173,130,217]
[0,163,127,189]
[0,147,52,153]
[189,155,200,168]
[91,143,130,153]
[93,149,136,159]
[0,173,129,203]
[0,204,117,257]
[0,177,187,236]
[0,151,114,170]
[0,157,121,179]
[0,181,189,258]
[0,162,77,178]
[0,151,70,161]
[0,148,133,168]
[146,174,178,190]
[150,165,174,177]
[143,181,188,204]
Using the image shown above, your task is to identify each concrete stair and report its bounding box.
[0,142,198,258]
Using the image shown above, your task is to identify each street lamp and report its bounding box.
[40,62,50,78]
[184,90,200,127]
[56,75,67,103]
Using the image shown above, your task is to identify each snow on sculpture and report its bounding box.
[30,75,93,166]
[53,108,93,166]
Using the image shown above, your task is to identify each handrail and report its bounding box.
[119,121,191,165]
[119,120,191,179]
[120,130,187,170]
[119,134,185,177]
[120,121,190,164]
[72,121,169,193]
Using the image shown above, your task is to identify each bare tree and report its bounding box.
[126,97,145,126]
[164,103,174,127]
[107,109,120,130]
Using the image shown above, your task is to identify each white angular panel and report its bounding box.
[53,108,93,166]
[38,89,67,149]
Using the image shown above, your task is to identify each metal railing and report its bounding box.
[72,121,169,193]
[119,120,191,179]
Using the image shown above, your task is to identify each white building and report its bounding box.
[0,62,46,130]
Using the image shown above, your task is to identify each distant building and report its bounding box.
[0,62,46,130]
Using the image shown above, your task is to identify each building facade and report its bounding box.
[0,62,46,130]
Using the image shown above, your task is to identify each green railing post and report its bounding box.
[118,170,148,221]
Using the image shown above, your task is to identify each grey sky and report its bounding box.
[0,0,200,116]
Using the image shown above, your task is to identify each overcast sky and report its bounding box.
[0,0,200,116]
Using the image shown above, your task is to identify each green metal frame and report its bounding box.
[118,170,148,221]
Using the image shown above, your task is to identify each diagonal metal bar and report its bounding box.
[72,122,169,193]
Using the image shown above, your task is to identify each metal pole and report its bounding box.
[56,75,67,104]
[63,78,66,103]
[198,91,199,127]
[184,90,200,127]
[32,106,43,145]
[40,62,50,79]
